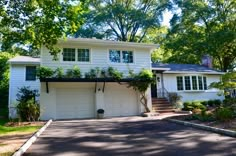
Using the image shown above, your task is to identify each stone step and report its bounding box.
[152,109,174,113]
[152,106,173,109]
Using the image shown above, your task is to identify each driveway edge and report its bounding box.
[13,119,53,156]
[165,118,236,138]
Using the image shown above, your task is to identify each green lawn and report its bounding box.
[0,119,41,135]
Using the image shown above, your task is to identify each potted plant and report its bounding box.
[97,109,105,119]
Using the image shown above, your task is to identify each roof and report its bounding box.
[8,56,40,65]
[58,38,158,50]
[152,63,224,74]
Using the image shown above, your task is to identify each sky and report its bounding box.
[161,11,173,27]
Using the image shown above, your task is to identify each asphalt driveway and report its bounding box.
[25,117,236,156]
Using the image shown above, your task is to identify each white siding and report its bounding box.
[161,73,224,102]
[41,44,151,76]
[9,64,40,118]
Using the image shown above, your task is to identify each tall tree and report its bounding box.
[75,0,171,42]
[0,0,86,59]
[165,0,236,71]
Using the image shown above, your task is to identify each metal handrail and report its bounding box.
[157,87,170,101]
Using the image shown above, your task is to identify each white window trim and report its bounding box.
[25,65,37,81]
[60,47,92,64]
[176,75,207,92]
[107,48,135,64]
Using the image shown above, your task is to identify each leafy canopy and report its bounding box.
[0,0,86,59]
[165,0,236,71]
[74,0,171,42]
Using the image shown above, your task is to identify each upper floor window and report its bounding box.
[176,75,207,91]
[63,48,90,62]
[109,50,133,63]
[26,66,36,81]
[63,48,75,61]
[78,49,90,62]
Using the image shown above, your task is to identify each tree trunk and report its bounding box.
[140,92,150,112]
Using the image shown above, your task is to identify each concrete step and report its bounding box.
[152,106,173,110]
[153,110,174,113]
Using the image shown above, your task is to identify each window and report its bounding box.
[122,51,133,63]
[192,76,198,90]
[176,75,208,91]
[109,50,121,63]
[78,49,90,62]
[63,48,75,61]
[176,76,183,90]
[109,50,133,63]
[184,76,191,90]
[62,48,90,62]
[198,76,203,90]
[26,66,36,81]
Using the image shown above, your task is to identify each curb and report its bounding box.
[165,118,236,138]
[13,119,53,156]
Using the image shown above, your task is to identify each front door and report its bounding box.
[156,74,163,98]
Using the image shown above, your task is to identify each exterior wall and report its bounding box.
[40,43,151,76]
[160,73,224,102]
[40,82,146,120]
[9,64,40,118]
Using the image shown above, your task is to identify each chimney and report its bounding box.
[202,55,212,68]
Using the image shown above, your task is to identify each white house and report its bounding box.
[151,63,225,102]
[8,38,157,120]
[8,38,225,120]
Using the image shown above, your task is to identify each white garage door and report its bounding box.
[56,88,95,119]
[104,84,139,117]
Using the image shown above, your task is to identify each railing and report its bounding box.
[157,87,170,101]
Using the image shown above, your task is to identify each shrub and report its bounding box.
[207,100,214,106]
[85,69,96,79]
[66,65,81,78]
[192,108,202,114]
[213,99,222,106]
[36,66,54,78]
[107,67,123,80]
[200,101,208,106]
[183,101,206,111]
[183,101,193,111]
[215,107,234,122]
[169,92,182,106]
[16,87,40,121]
[54,67,64,78]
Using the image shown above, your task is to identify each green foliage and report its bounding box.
[210,72,236,96]
[166,0,236,71]
[54,67,64,78]
[36,66,54,78]
[215,107,234,122]
[107,67,123,80]
[85,69,97,79]
[207,100,214,107]
[0,52,16,117]
[16,87,40,121]
[66,65,81,78]
[183,101,206,111]
[75,0,171,42]
[0,0,86,59]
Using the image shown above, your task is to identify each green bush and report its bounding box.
[213,99,222,106]
[207,100,214,106]
[107,67,123,80]
[66,65,81,78]
[200,101,208,106]
[54,67,64,78]
[16,87,40,121]
[85,69,97,79]
[215,107,234,122]
[36,66,54,78]
[183,101,193,111]
[183,101,206,111]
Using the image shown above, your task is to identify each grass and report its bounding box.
[0,118,42,136]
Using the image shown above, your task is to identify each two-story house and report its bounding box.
[8,38,224,120]
[8,38,157,120]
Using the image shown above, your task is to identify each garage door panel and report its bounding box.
[56,88,94,119]
[105,84,138,117]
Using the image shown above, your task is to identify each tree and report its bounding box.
[74,0,171,42]
[0,0,86,59]
[165,0,236,71]
[0,52,16,117]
